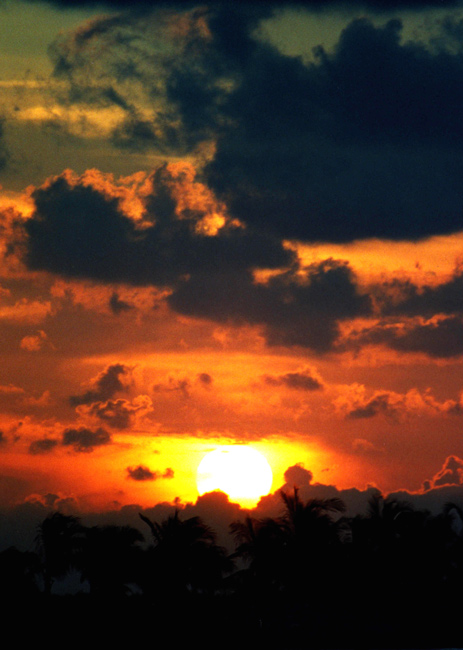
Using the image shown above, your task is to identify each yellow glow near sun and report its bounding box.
[196,445,273,508]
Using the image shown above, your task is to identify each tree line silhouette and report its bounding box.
[3,489,463,648]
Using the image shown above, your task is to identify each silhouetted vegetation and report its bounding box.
[3,490,463,648]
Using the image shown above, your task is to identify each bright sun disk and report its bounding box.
[196,445,273,508]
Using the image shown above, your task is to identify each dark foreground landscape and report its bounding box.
[4,489,463,649]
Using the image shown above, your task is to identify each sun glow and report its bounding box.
[196,445,273,508]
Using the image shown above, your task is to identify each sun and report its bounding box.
[196,445,273,508]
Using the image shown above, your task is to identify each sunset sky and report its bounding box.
[2,0,463,532]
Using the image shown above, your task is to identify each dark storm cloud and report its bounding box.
[169,260,371,352]
[263,369,323,391]
[126,465,174,481]
[205,16,463,242]
[382,271,463,317]
[24,168,375,352]
[69,363,130,406]
[363,316,463,358]
[163,4,271,147]
[62,426,111,451]
[28,438,59,455]
[142,165,293,277]
[24,170,292,286]
[360,271,463,357]
[301,0,461,6]
[19,3,463,357]
[25,178,143,284]
[22,0,462,9]
[43,2,463,242]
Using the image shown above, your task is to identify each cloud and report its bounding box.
[256,463,358,517]
[80,395,153,429]
[109,291,133,315]
[20,330,48,352]
[390,317,463,358]
[22,0,462,8]
[28,438,59,455]
[61,426,111,451]
[283,464,314,488]
[346,392,400,420]
[343,0,460,5]
[342,385,455,419]
[25,175,142,283]
[352,438,381,455]
[362,316,463,358]
[381,270,463,318]
[23,166,292,287]
[201,15,463,242]
[45,6,263,154]
[443,395,463,415]
[0,385,24,395]
[126,465,174,481]
[126,465,154,481]
[70,363,131,406]
[169,260,371,352]
[425,455,463,489]
[32,6,463,245]
[263,367,323,391]
[0,384,53,417]
[0,118,9,172]
[111,113,163,152]
[152,375,192,398]
[0,300,52,324]
[197,373,213,386]
[42,5,463,244]
[335,384,451,420]
[26,0,195,10]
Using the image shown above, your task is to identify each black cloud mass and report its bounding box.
[25,170,292,287]
[22,0,463,9]
[18,1,463,356]
[206,17,463,242]
[43,4,463,243]
[24,169,371,351]
[168,261,371,352]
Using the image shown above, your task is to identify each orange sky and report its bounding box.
[1,0,463,523]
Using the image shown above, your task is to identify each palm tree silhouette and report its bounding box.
[279,487,346,545]
[278,487,346,614]
[442,502,463,592]
[347,492,441,644]
[230,489,346,643]
[0,546,40,599]
[230,515,286,588]
[139,509,231,598]
[229,514,288,638]
[35,512,84,596]
[80,524,144,597]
